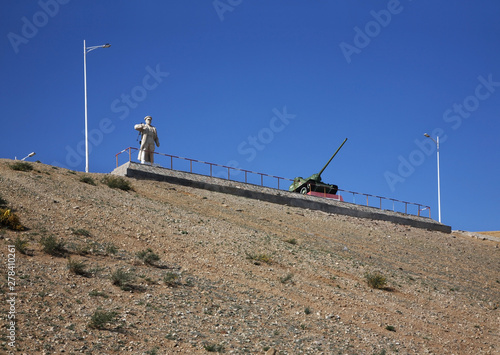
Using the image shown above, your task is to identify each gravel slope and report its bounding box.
[0,160,498,354]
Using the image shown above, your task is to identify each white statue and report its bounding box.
[134,116,160,164]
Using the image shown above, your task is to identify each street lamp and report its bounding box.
[424,133,441,223]
[83,40,111,173]
[21,152,36,161]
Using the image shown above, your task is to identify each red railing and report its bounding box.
[116,147,431,218]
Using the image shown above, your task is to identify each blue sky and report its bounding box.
[2,1,499,232]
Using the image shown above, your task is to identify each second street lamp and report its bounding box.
[21,152,36,161]
[83,40,111,173]
[424,133,441,223]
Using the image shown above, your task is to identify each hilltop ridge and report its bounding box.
[0,159,498,354]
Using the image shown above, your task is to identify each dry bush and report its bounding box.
[9,161,33,172]
[365,272,387,289]
[0,208,24,231]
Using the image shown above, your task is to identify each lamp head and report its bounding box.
[102,43,111,48]
[424,133,430,138]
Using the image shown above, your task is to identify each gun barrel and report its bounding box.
[317,138,348,177]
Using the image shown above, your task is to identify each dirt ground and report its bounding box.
[0,159,498,354]
[477,231,500,239]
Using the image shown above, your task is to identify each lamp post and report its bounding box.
[83,40,111,173]
[424,133,441,223]
[21,152,36,161]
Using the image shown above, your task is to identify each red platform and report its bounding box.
[307,191,344,201]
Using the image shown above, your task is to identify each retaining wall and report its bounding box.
[111,162,451,233]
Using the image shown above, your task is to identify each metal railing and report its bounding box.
[116,147,431,218]
[116,147,288,189]
[338,187,430,218]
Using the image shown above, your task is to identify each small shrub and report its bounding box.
[9,161,33,172]
[101,175,132,191]
[284,238,297,245]
[246,252,272,265]
[365,272,387,289]
[279,273,294,284]
[40,235,66,256]
[14,237,29,255]
[163,272,180,287]
[0,208,24,231]
[136,248,160,265]
[72,228,91,237]
[385,325,396,332]
[105,243,118,255]
[67,258,88,276]
[89,290,108,298]
[146,348,159,355]
[79,175,96,186]
[203,343,224,353]
[89,309,118,329]
[304,307,312,315]
[111,269,135,291]
[71,243,91,256]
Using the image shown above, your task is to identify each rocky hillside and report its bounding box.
[0,159,498,354]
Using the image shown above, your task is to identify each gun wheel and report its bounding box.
[300,186,309,195]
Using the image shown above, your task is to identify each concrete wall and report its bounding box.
[112,162,452,233]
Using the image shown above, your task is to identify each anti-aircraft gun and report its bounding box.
[288,138,347,195]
